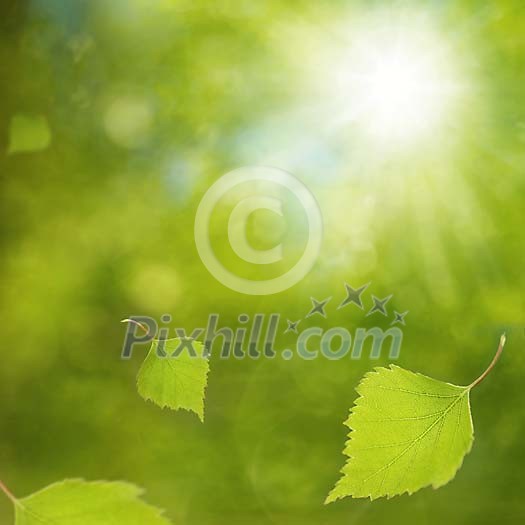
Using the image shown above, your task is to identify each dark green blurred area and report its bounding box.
[0,0,524,523]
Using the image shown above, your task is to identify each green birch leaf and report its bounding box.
[137,338,209,421]
[327,335,506,502]
[326,365,474,501]
[13,479,171,524]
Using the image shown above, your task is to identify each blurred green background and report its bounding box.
[1,0,524,523]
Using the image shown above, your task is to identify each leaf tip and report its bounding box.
[324,491,337,505]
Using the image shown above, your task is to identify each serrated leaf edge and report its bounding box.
[325,365,475,503]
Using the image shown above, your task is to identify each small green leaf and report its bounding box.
[137,338,209,421]
[326,365,474,501]
[7,114,51,155]
[14,479,171,524]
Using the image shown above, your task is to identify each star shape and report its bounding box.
[366,294,393,316]
[284,319,301,334]
[306,296,331,318]
[338,282,370,310]
[391,310,408,326]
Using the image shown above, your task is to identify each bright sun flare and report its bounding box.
[362,47,441,138]
[329,19,461,146]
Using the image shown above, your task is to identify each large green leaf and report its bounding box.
[137,338,209,421]
[326,365,474,501]
[14,480,171,524]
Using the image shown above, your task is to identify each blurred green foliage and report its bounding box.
[0,0,524,524]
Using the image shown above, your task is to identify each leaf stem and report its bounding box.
[469,333,506,389]
[121,318,150,335]
[0,479,17,504]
